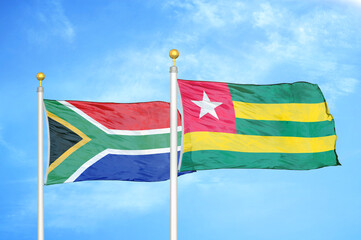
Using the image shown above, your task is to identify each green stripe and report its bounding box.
[102,133,181,150]
[44,100,105,138]
[227,82,325,103]
[180,150,339,172]
[236,118,336,137]
[46,141,105,185]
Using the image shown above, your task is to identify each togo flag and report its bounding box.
[44,100,183,185]
[178,79,339,172]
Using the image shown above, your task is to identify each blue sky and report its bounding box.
[1,0,361,239]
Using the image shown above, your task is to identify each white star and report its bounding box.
[191,91,222,119]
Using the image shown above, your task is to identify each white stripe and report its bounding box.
[59,100,182,135]
[65,147,182,183]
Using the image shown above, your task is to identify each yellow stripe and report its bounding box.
[183,132,336,153]
[233,101,333,122]
[46,111,91,173]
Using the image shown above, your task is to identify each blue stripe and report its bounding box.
[74,151,191,182]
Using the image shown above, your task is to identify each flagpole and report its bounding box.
[37,72,45,240]
[169,49,179,240]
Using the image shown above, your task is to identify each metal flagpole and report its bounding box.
[37,72,45,240]
[169,49,179,240]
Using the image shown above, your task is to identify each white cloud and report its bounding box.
[44,181,169,229]
[320,77,359,107]
[253,2,284,28]
[248,3,360,107]
[338,78,359,93]
[42,1,360,110]
[3,179,169,231]
[88,1,360,107]
[178,170,295,222]
[333,0,361,7]
[29,0,75,43]
[89,48,171,103]
[165,0,246,28]
[180,50,267,84]
[0,126,26,161]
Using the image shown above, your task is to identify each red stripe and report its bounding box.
[67,101,181,131]
[178,79,236,134]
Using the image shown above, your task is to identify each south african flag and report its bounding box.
[44,100,183,185]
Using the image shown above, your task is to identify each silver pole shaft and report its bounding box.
[37,86,44,240]
[170,65,178,240]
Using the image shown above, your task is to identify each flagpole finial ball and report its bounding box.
[169,49,179,60]
[37,72,45,87]
[37,72,45,81]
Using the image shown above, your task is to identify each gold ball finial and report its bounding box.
[37,72,45,81]
[37,72,45,86]
[169,49,179,59]
[169,49,179,66]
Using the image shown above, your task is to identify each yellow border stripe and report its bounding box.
[184,132,336,154]
[233,101,333,122]
[47,111,91,173]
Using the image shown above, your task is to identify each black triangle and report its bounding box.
[48,117,83,165]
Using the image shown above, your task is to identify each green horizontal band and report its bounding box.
[228,82,325,103]
[180,150,339,171]
[236,118,336,138]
